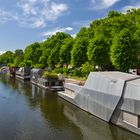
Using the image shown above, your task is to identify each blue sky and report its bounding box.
[0,0,140,53]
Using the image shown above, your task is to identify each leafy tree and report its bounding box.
[1,8,140,77]
[40,38,54,67]
[71,27,89,67]
[111,28,140,72]
[0,51,14,65]
[46,32,71,68]
[108,10,121,18]
[13,49,24,66]
[87,34,111,70]
[59,37,74,65]
[24,42,42,67]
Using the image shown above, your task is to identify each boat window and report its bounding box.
[55,82,59,86]
[44,82,48,86]
[123,111,138,128]
[59,82,63,86]
[52,82,55,86]
[138,116,140,128]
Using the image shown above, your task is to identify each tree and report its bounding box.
[87,34,111,70]
[13,49,24,66]
[0,51,14,65]
[111,28,140,72]
[59,37,74,65]
[46,32,71,68]
[71,27,89,67]
[108,10,121,18]
[40,39,52,67]
[24,42,42,67]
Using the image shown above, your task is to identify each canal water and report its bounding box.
[0,75,140,140]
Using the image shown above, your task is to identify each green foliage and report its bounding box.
[18,62,26,67]
[43,32,72,68]
[33,64,44,69]
[0,51,14,65]
[7,63,15,67]
[24,42,42,67]
[43,71,58,79]
[40,38,55,67]
[72,68,81,77]
[63,67,69,75]
[71,27,89,67]
[111,28,140,72]
[81,62,94,77]
[87,34,111,70]
[108,10,121,18]
[53,68,64,74]
[13,49,24,67]
[2,9,140,77]
[22,60,32,67]
[52,67,69,75]
[59,37,74,65]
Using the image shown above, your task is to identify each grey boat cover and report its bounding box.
[74,72,139,122]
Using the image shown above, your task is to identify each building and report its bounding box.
[58,71,140,135]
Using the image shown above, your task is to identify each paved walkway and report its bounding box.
[65,78,85,86]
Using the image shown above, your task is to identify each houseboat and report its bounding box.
[0,66,9,74]
[15,67,31,80]
[58,71,140,135]
[31,68,64,91]
[129,68,140,75]
[9,67,19,77]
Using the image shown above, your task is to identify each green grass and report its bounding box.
[69,76,86,81]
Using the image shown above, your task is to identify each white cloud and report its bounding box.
[0,9,17,23]
[122,3,140,13]
[71,33,77,38]
[0,51,6,55]
[42,27,73,36]
[65,27,73,31]
[32,19,46,28]
[91,0,120,9]
[0,0,68,28]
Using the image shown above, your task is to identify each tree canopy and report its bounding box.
[1,9,140,77]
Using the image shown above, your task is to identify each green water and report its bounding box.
[0,75,140,140]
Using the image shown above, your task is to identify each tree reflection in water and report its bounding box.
[0,75,140,140]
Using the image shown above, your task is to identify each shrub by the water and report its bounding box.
[43,71,58,79]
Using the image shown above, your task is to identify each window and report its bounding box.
[138,116,140,128]
[52,81,55,86]
[123,111,139,128]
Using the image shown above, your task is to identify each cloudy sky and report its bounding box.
[0,0,140,52]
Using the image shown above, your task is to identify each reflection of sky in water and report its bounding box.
[0,75,139,140]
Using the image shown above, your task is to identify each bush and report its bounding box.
[63,67,69,75]
[53,67,69,75]
[7,63,15,67]
[43,71,58,79]
[81,62,94,77]
[72,68,82,77]
[33,64,44,69]
[53,68,63,74]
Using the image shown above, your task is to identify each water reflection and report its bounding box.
[0,75,140,140]
[59,96,140,140]
[0,76,83,140]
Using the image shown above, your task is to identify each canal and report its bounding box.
[0,75,140,140]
